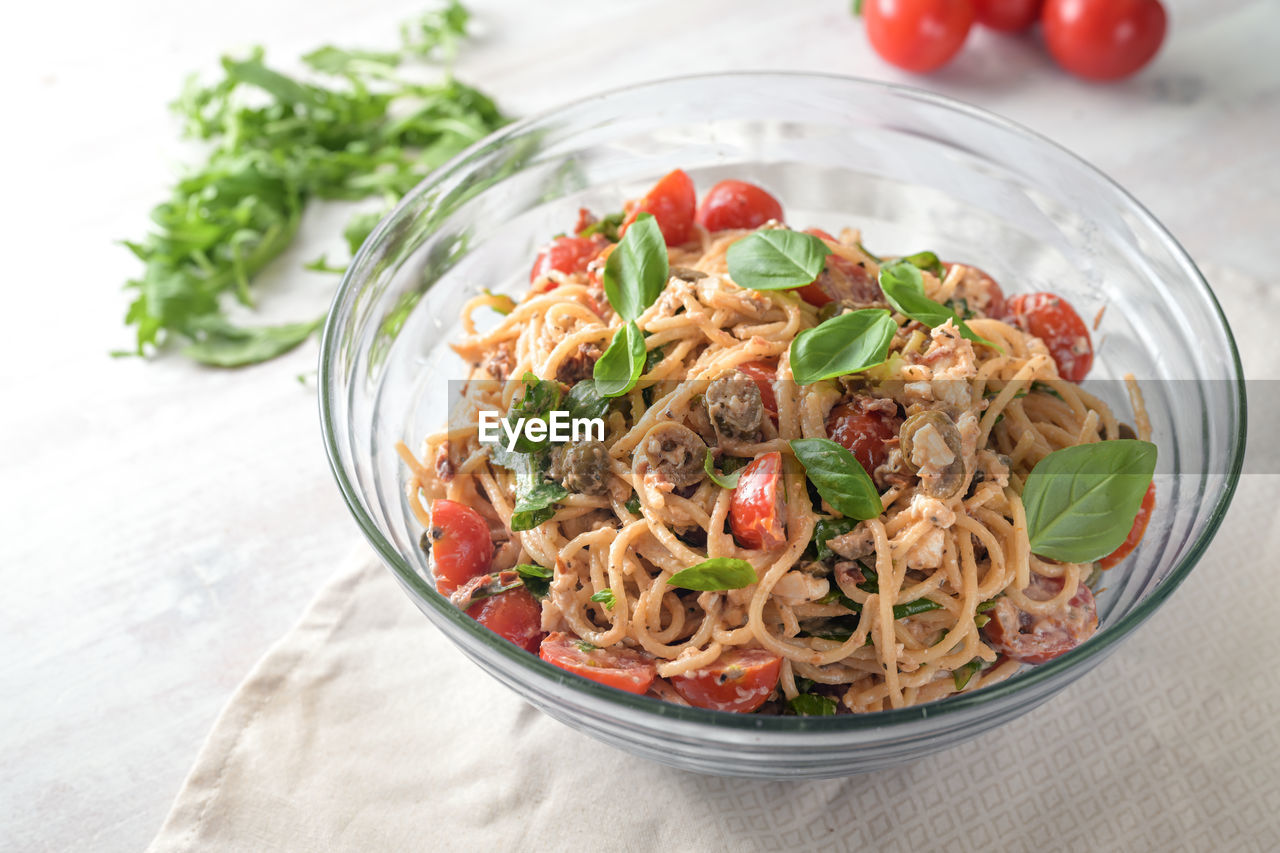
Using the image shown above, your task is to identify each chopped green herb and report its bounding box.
[579,210,624,242]
[574,640,598,653]
[590,588,617,610]
[624,494,642,515]
[703,451,745,489]
[514,563,552,599]
[789,693,838,716]
[667,558,758,592]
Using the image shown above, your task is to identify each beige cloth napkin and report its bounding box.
[149,266,1280,852]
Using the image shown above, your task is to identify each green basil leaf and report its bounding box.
[810,516,860,561]
[492,452,568,532]
[564,380,612,421]
[704,451,744,489]
[514,563,552,578]
[900,250,945,279]
[667,557,758,591]
[1022,439,1157,563]
[953,660,982,691]
[789,693,837,716]
[624,493,642,515]
[603,213,667,322]
[790,438,883,521]
[643,344,667,373]
[579,210,624,242]
[593,320,646,397]
[513,563,552,600]
[590,588,616,610]
[877,260,997,349]
[789,308,896,385]
[504,372,564,453]
[726,229,831,291]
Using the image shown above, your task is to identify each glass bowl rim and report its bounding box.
[318,71,1247,735]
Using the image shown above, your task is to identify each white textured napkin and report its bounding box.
[149,265,1280,852]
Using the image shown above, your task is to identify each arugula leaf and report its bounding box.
[593,320,646,398]
[900,250,945,279]
[810,517,860,561]
[667,558,758,592]
[121,6,507,365]
[877,260,996,349]
[514,563,552,600]
[790,438,883,521]
[590,588,617,610]
[602,213,668,322]
[1022,440,1157,563]
[789,693,838,716]
[726,229,830,291]
[789,309,897,385]
[703,451,744,489]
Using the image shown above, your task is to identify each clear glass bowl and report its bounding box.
[319,74,1245,778]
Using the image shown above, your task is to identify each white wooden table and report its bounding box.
[3,1,1276,849]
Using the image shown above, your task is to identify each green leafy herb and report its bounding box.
[810,516,860,561]
[481,288,515,315]
[643,344,667,373]
[790,438,883,521]
[579,210,624,242]
[121,3,507,365]
[900,250,945,279]
[789,693,838,716]
[725,229,830,291]
[703,451,745,489]
[953,660,983,690]
[667,558,758,592]
[877,260,996,349]
[855,240,881,263]
[490,451,567,531]
[564,380,612,421]
[574,640,598,653]
[602,213,668,322]
[789,309,897,385]
[593,321,647,397]
[590,588,617,610]
[514,563,552,599]
[498,373,562,453]
[1022,440,1157,563]
[624,493,642,515]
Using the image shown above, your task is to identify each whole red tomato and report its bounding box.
[973,0,1042,32]
[863,0,976,73]
[1041,0,1167,81]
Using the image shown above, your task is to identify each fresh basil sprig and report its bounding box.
[878,260,996,349]
[789,309,897,385]
[564,379,613,421]
[790,438,883,520]
[726,229,831,291]
[667,558,758,591]
[1022,439,1157,563]
[789,693,837,716]
[593,321,647,397]
[514,563,552,599]
[809,516,861,561]
[594,213,668,398]
[703,451,745,489]
[490,452,567,531]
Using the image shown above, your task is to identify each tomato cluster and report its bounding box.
[859,0,1167,81]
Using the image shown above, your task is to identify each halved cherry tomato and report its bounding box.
[730,452,786,550]
[737,361,778,420]
[428,499,494,595]
[1098,482,1155,569]
[670,648,782,713]
[539,632,657,694]
[695,180,783,232]
[973,0,1042,32]
[1006,292,1093,382]
[529,235,604,284]
[796,229,880,308]
[1042,0,1167,81]
[826,400,901,477]
[620,169,697,246]
[468,587,544,652]
[863,0,976,73]
[942,261,1005,318]
[982,575,1098,664]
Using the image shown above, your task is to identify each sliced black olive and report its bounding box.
[899,410,966,499]
[705,369,765,441]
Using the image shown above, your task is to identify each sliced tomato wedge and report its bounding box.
[730,452,787,550]
[695,180,783,231]
[468,586,545,652]
[539,632,657,694]
[670,648,782,713]
[1006,292,1094,382]
[529,235,604,284]
[428,499,494,596]
[736,360,778,420]
[982,575,1098,665]
[826,399,901,477]
[1098,482,1155,569]
[620,168,697,246]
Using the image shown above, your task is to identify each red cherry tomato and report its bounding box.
[1098,482,1155,569]
[826,401,901,477]
[620,168,697,246]
[973,0,1042,31]
[468,587,544,652]
[863,0,976,73]
[1005,292,1094,382]
[1042,0,1167,81]
[695,180,784,232]
[982,574,1098,664]
[539,632,657,694]
[730,452,787,550]
[529,235,604,284]
[942,261,1006,317]
[737,361,778,420]
[796,229,880,308]
[670,648,782,713]
[428,499,494,596]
